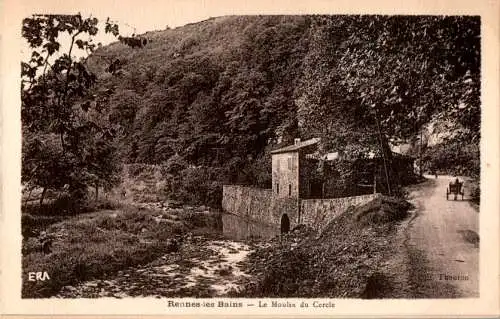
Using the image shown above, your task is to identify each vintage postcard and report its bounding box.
[1,0,499,317]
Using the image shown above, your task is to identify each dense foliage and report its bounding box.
[21,14,142,207]
[23,15,481,207]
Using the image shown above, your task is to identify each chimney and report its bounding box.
[294,138,301,145]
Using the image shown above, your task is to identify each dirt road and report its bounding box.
[406,175,479,298]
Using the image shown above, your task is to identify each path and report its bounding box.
[406,175,479,298]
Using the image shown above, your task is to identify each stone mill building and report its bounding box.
[222,137,415,239]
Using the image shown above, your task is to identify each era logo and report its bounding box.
[28,271,50,281]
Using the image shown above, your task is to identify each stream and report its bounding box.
[55,237,257,298]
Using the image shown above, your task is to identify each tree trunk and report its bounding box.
[381,135,400,192]
[60,130,65,152]
[419,128,423,176]
[95,182,99,202]
[40,187,46,206]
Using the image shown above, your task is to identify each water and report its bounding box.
[55,237,258,298]
[222,212,279,240]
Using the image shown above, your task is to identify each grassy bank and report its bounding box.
[22,204,221,298]
[233,196,413,298]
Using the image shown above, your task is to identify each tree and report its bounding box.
[298,15,480,144]
[21,14,125,206]
[335,16,480,142]
[296,15,480,193]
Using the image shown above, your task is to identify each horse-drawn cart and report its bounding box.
[447,179,464,200]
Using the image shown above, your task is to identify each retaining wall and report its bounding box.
[222,185,273,222]
[222,185,299,239]
[300,193,380,231]
[222,184,380,238]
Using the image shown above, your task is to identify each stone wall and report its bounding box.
[222,185,380,238]
[300,193,381,231]
[222,185,273,222]
[222,185,299,239]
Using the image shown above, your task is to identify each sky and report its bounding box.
[19,0,220,62]
[14,0,314,42]
[15,0,323,63]
[17,0,220,33]
[12,0,493,62]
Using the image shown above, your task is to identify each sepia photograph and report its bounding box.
[1,0,499,317]
[18,12,481,299]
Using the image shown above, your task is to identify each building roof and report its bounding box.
[270,137,415,160]
[270,138,320,154]
[306,151,340,161]
[391,143,411,154]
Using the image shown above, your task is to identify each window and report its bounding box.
[288,184,292,196]
[276,183,280,194]
[287,157,292,170]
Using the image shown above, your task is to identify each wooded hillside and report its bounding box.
[22,15,481,207]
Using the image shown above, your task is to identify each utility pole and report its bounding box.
[420,126,423,176]
[374,108,391,196]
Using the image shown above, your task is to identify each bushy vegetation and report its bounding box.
[423,139,480,178]
[422,137,480,204]
[165,166,224,208]
[470,183,480,205]
[22,205,221,298]
[21,15,129,212]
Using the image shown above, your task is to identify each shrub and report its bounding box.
[255,249,312,297]
[165,166,224,208]
[423,139,479,178]
[353,196,412,226]
[21,213,64,237]
[469,178,480,205]
[22,194,80,216]
[127,163,159,178]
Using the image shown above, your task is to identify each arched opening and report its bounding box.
[280,214,290,234]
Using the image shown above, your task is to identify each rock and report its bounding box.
[63,285,77,291]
